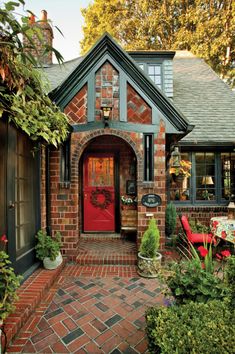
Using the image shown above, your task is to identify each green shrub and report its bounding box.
[139,219,160,258]
[225,255,235,306]
[146,300,235,354]
[165,202,177,238]
[189,218,210,233]
[35,230,62,261]
[166,259,229,304]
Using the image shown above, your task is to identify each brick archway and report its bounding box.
[70,129,142,239]
[71,129,142,174]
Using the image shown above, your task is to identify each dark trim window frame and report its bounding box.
[60,138,71,183]
[144,134,154,182]
[169,151,235,205]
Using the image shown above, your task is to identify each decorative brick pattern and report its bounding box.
[95,61,119,121]
[64,84,87,124]
[127,83,152,124]
[7,264,165,354]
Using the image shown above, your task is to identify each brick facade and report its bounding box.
[45,65,166,258]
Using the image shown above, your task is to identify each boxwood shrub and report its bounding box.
[146,300,235,354]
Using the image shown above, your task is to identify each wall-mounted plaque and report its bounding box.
[141,194,162,208]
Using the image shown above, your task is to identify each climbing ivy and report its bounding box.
[0,0,69,147]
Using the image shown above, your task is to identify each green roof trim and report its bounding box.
[50,33,193,134]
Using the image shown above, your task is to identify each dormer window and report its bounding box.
[137,63,162,90]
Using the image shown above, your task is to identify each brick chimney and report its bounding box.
[23,10,54,66]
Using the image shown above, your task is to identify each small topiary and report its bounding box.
[139,219,160,258]
[165,202,177,238]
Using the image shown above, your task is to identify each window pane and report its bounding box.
[195,152,215,201]
[138,63,144,70]
[144,134,154,181]
[221,153,235,200]
[148,65,155,75]
[169,153,191,201]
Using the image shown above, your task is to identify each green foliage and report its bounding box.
[146,300,235,354]
[81,0,235,86]
[35,230,62,261]
[139,219,160,258]
[165,202,177,238]
[0,0,68,147]
[225,255,235,306]
[0,251,22,321]
[166,259,229,304]
[189,218,210,233]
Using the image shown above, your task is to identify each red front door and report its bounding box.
[83,154,115,232]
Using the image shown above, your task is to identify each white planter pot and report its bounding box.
[43,252,63,270]
[137,252,162,278]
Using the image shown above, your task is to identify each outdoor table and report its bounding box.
[210,216,235,244]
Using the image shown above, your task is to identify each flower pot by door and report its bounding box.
[43,252,63,270]
[137,252,162,278]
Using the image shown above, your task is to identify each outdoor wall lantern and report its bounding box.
[171,146,181,167]
[101,106,112,128]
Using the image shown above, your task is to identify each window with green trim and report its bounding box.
[144,134,154,181]
[169,151,235,204]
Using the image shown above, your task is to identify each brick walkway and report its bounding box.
[7,265,165,354]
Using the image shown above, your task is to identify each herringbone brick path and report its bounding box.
[7,265,165,353]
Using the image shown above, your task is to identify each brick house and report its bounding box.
[1,12,235,276]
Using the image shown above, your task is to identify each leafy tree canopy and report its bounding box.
[0,0,69,147]
[81,0,235,86]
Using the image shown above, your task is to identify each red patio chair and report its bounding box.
[180,215,214,244]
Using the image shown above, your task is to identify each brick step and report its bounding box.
[81,233,124,239]
[76,239,137,265]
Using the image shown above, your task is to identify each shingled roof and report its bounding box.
[42,50,235,146]
[173,51,235,145]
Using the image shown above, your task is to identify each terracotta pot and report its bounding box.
[137,252,162,278]
[43,252,63,270]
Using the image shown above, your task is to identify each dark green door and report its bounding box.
[0,122,40,275]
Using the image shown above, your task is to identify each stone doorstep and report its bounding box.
[1,260,66,352]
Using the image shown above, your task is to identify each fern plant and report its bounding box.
[139,219,160,258]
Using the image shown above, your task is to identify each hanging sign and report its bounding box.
[141,194,162,208]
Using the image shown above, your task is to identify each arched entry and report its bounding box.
[81,135,137,234]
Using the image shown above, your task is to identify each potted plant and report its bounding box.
[121,195,137,210]
[0,235,22,353]
[170,160,191,182]
[35,230,63,270]
[137,218,162,278]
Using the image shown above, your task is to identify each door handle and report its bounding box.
[9,201,15,209]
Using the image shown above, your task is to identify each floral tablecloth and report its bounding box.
[210,216,235,244]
